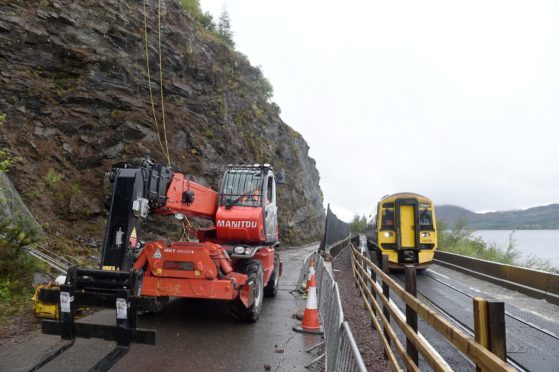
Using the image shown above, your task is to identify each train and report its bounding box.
[368,192,438,269]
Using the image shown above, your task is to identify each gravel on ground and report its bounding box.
[333,246,390,371]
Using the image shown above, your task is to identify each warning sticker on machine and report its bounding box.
[153,248,162,259]
[116,298,127,319]
[60,292,72,313]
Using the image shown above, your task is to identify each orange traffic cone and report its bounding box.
[305,259,315,291]
[293,267,323,335]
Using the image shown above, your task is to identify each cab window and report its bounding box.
[419,209,434,230]
[380,208,395,230]
[220,170,262,207]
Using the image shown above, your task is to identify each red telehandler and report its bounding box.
[32,158,283,370]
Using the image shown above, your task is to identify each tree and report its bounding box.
[200,11,216,32]
[350,214,369,233]
[217,10,235,48]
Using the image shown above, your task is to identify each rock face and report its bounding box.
[0,0,324,247]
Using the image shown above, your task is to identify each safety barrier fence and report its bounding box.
[350,245,516,372]
[434,250,559,305]
[296,238,366,372]
[319,204,350,252]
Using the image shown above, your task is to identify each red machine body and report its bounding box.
[102,161,283,319]
[215,205,266,242]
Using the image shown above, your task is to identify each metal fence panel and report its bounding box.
[296,251,314,291]
[334,322,368,372]
[296,240,366,372]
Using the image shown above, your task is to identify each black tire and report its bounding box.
[230,260,264,322]
[264,253,280,297]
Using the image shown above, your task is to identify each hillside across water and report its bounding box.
[436,204,559,229]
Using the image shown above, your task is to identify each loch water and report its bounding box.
[472,230,559,270]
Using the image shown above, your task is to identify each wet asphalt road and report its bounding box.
[0,244,322,372]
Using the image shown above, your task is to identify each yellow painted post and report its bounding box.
[473,297,489,372]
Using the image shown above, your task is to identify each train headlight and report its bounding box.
[421,232,430,237]
[384,232,393,237]
[234,246,246,254]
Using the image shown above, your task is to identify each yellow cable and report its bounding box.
[143,0,167,161]
[158,0,171,166]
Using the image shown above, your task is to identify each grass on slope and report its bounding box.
[438,220,558,273]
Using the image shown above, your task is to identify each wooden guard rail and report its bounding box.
[350,245,515,372]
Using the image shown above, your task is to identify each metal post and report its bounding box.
[487,300,507,362]
[473,297,489,372]
[115,289,131,347]
[59,284,75,341]
[404,265,419,368]
[382,254,390,360]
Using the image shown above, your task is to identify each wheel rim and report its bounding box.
[254,272,263,311]
[273,256,279,287]
[273,266,279,288]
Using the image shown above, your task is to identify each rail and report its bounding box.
[351,245,516,372]
[297,237,366,371]
[434,250,559,305]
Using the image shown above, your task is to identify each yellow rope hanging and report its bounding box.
[157,0,171,166]
[142,0,171,166]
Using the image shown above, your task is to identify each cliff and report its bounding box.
[0,0,325,249]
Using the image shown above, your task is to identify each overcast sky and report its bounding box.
[200,0,559,221]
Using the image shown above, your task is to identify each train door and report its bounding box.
[400,205,416,248]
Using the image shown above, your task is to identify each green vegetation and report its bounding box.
[43,168,63,188]
[0,215,42,321]
[0,113,6,123]
[438,220,518,264]
[0,150,17,173]
[180,1,235,48]
[438,220,558,273]
[181,0,203,18]
[254,66,273,100]
[217,10,235,48]
[350,214,369,233]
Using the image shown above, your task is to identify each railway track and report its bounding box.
[389,268,559,371]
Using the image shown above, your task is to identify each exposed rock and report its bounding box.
[0,0,324,246]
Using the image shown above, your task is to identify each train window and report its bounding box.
[419,209,434,230]
[381,208,394,230]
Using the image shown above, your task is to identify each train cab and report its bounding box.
[371,193,437,269]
